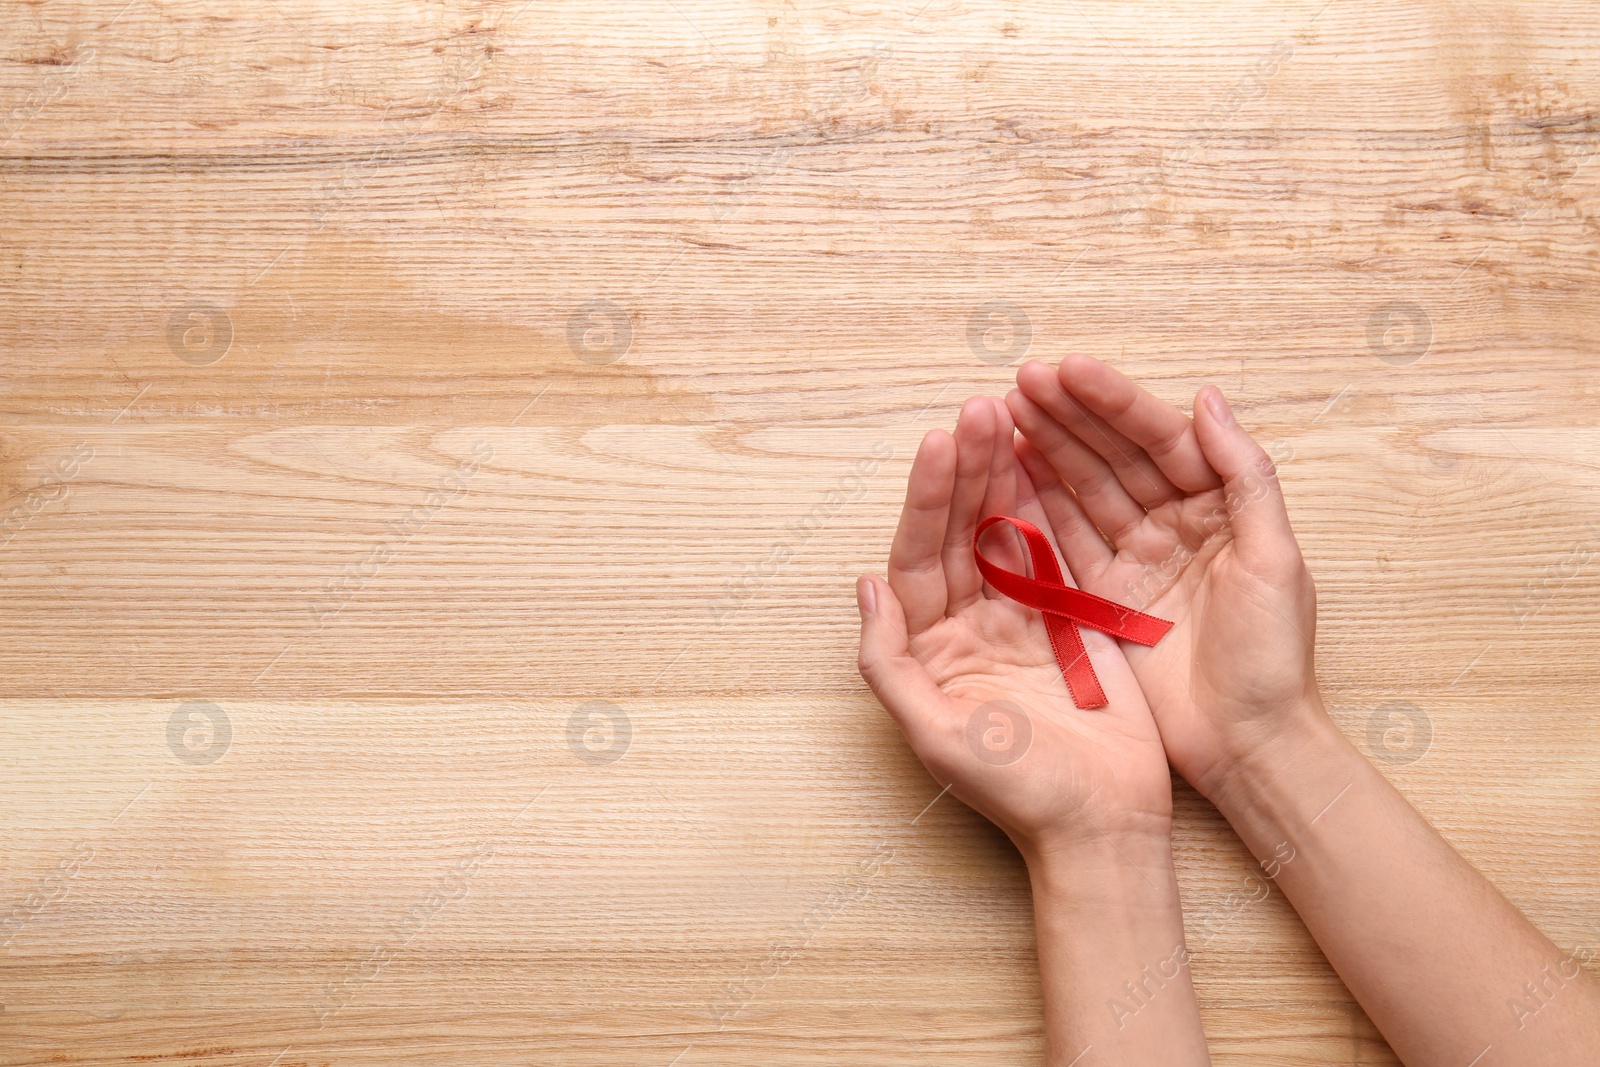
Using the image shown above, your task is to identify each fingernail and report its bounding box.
[857,576,877,616]
[1205,388,1235,425]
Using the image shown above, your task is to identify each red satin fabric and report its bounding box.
[973,515,1173,709]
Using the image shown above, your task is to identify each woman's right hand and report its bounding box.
[1005,355,1326,801]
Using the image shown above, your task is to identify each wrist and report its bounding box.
[1203,703,1369,861]
[1026,825,1208,1067]
[1025,825,1179,909]
[1021,794,1175,875]
[1192,693,1338,805]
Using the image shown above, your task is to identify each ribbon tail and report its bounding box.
[1045,615,1107,709]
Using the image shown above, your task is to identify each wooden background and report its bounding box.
[3,1,1599,1063]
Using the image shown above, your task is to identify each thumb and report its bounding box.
[1192,387,1300,568]
[855,575,951,740]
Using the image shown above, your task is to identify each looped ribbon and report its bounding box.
[974,515,1174,709]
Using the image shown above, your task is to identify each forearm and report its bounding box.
[1207,706,1600,1066]
[1028,834,1211,1067]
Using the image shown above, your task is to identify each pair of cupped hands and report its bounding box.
[855,355,1322,868]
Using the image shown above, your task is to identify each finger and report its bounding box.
[887,429,957,635]
[1009,443,1090,592]
[975,398,1025,594]
[1192,386,1301,570]
[980,397,1018,522]
[1006,386,1146,545]
[1054,354,1222,493]
[1009,448,1058,554]
[856,575,955,743]
[1016,359,1179,509]
[1014,436,1115,583]
[942,396,996,614]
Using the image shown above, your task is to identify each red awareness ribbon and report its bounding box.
[974,515,1173,710]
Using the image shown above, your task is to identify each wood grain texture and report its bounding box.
[3,1,1599,1063]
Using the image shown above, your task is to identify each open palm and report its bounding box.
[1006,356,1320,797]
[856,396,1175,860]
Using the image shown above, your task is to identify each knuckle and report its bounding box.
[1146,423,1191,460]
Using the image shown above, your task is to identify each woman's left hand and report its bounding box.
[856,396,1174,867]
